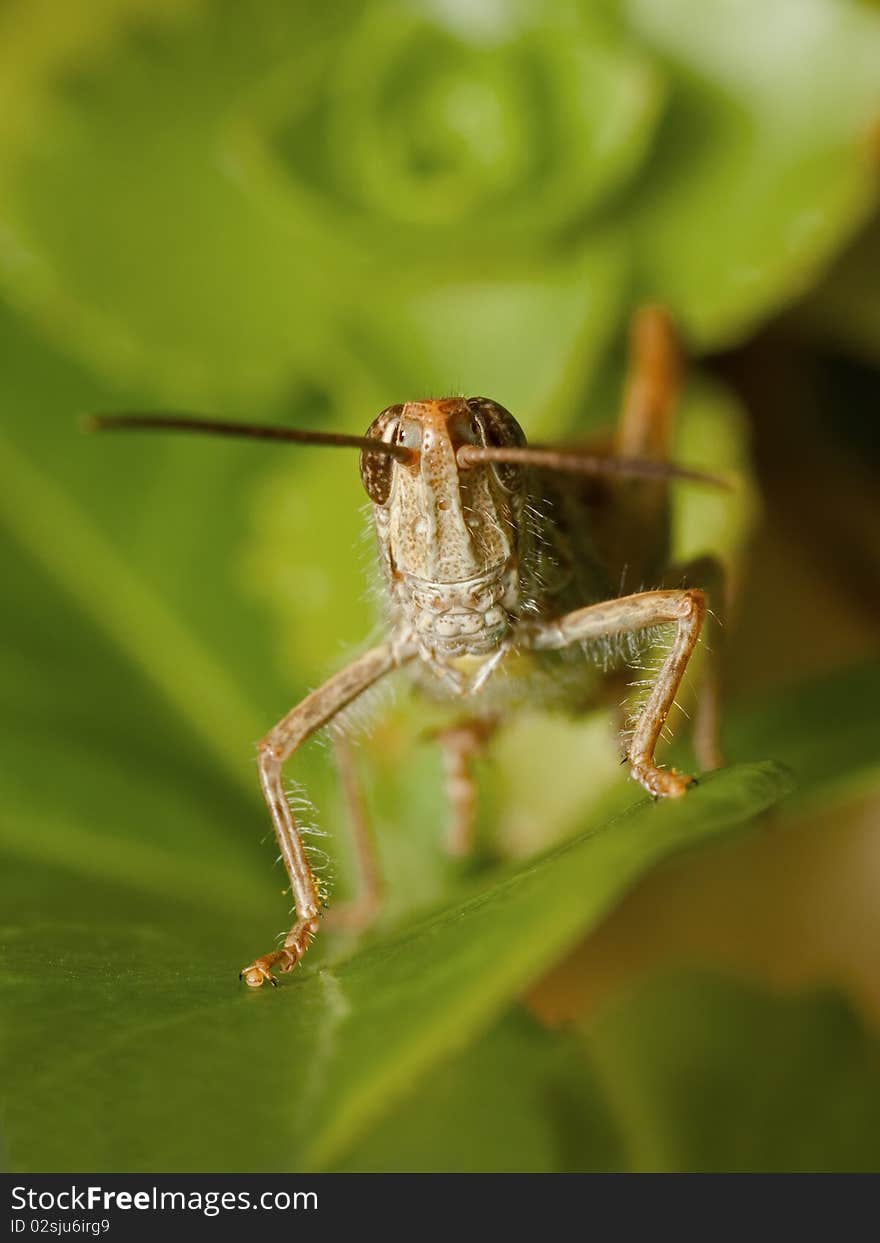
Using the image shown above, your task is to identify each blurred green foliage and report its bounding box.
[1,0,879,1173]
[340,970,880,1173]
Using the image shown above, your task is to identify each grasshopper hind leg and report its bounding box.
[616,304,680,463]
[583,305,682,598]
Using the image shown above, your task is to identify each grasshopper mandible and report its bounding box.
[90,307,727,987]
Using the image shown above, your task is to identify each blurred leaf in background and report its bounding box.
[1,0,879,1173]
[340,970,880,1173]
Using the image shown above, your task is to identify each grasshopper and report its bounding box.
[90,307,727,987]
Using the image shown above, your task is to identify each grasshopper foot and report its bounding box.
[630,762,694,800]
[239,918,319,989]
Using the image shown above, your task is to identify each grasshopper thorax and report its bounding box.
[361,397,527,669]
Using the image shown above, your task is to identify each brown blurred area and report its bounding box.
[530,215,880,1031]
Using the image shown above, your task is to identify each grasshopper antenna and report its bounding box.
[458,306,729,490]
[82,412,730,487]
[81,412,414,462]
[456,443,734,491]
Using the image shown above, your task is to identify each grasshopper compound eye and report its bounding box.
[359,404,405,505]
[466,397,527,493]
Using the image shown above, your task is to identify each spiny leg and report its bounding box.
[240,641,414,988]
[523,588,706,798]
[434,717,497,857]
[664,555,727,772]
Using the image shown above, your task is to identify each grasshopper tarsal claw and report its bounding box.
[239,961,280,989]
[631,763,695,800]
[239,949,296,988]
[239,917,322,988]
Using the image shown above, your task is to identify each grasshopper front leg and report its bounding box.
[523,588,707,799]
[663,555,726,773]
[240,639,416,988]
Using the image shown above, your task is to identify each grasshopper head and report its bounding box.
[360,396,527,651]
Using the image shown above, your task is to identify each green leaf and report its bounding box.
[333,1007,626,1173]
[339,969,880,1172]
[723,660,880,813]
[793,216,880,365]
[0,1,656,407]
[623,0,880,346]
[1,0,876,404]
[0,763,790,1172]
[581,970,880,1172]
